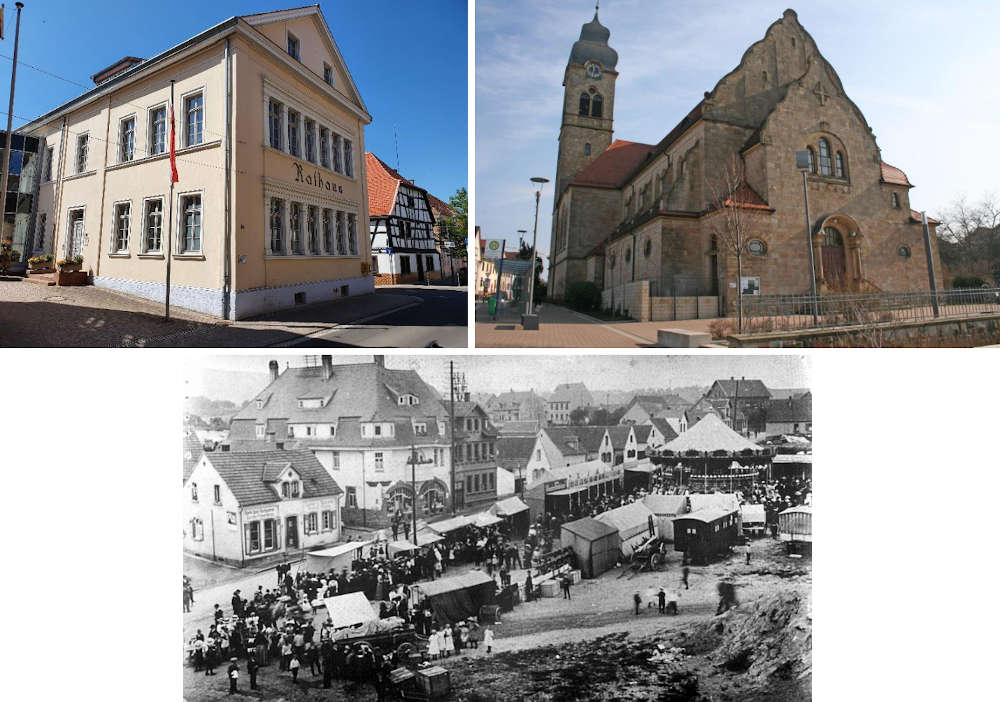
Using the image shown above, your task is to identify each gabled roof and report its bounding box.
[234,361,444,422]
[648,417,680,442]
[880,161,912,187]
[569,140,656,190]
[709,379,771,399]
[496,436,537,470]
[544,426,607,455]
[632,425,653,443]
[262,461,293,482]
[201,450,342,506]
[606,425,632,450]
[549,382,594,406]
[367,152,432,217]
[766,393,812,423]
[426,192,454,218]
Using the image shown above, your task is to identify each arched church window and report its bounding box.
[835,152,845,179]
[579,93,590,116]
[818,138,832,176]
[806,147,816,174]
[822,227,843,247]
[591,94,603,118]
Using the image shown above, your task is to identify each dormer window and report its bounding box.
[255,399,264,409]
[398,394,419,406]
[281,480,300,498]
[287,32,300,60]
[298,397,324,409]
[190,482,198,502]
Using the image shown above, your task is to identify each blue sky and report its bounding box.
[476,0,1000,273]
[0,0,467,201]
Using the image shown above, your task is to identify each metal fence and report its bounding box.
[741,287,1000,333]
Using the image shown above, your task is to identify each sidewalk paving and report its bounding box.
[0,278,421,347]
[475,301,719,348]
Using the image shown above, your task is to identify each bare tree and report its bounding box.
[936,193,1000,285]
[706,157,765,332]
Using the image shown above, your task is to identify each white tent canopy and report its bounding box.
[473,511,503,527]
[491,496,529,516]
[304,540,372,573]
[741,503,766,524]
[322,591,378,629]
[662,414,762,454]
[595,502,656,556]
[428,515,472,533]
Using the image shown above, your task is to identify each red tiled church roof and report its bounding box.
[570,140,656,189]
[880,161,912,187]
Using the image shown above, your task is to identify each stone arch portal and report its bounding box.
[815,214,864,292]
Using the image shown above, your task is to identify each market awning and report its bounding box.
[427,515,472,533]
[387,539,419,554]
[548,477,617,496]
[491,496,529,516]
[414,528,443,545]
[772,454,812,464]
[473,512,503,527]
[322,591,378,629]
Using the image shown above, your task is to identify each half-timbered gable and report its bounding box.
[366,152,443,285]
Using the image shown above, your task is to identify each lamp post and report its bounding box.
[795,150,820,325]
[522,177,549,330]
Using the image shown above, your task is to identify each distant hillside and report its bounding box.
[185,396,243,421]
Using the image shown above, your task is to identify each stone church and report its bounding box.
[548,8,943,317]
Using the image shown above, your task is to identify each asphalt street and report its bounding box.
[287,286,469,347]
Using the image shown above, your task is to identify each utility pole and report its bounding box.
[0,2,25,255]
[450,360,456,515]
[407,444,433,547]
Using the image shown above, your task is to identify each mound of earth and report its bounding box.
[449,585,810,702]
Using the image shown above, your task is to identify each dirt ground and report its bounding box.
[183,540,810,701]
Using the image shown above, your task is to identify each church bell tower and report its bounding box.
[554,7,619,200]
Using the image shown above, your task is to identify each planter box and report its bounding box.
[58,264,82,273]
[29,265,55,274]
[56,270,88,286]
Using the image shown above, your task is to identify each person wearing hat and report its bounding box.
[247,654,259,690]
[227,658,239,695]
[657,587,667,614]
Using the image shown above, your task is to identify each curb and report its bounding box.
[268,298,424,347]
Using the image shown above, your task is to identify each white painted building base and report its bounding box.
[95,274,375,320]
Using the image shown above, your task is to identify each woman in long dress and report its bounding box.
[442,626,453,658]
[427,628,440,660]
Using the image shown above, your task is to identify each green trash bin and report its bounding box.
[487,295,497,315]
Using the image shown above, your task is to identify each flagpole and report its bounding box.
[164,79,175,320]
[0,3,25,254]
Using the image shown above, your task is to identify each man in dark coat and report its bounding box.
[657,588,666,614]
[633,592,642,616]
[682,566,690,590]
[247,656,259,690]
[524,572,533,602]
[232,590,244,618]
[227,658,239,694]
[321,640,334,688]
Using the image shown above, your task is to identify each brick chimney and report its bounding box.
[269,360,279,383]
[322,354,333,380]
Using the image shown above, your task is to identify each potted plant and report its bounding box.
[0,238,13,275]
[57,254,83,273]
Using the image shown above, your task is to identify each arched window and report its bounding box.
[806,147,816,174]
[591,94,603,118]
[818,138,832,176]
[835,152,845,179]
[891,192,900,209]
[578,92,590,116]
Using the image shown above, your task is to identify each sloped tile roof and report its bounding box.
[711,379,771,399]
[632,425,653,443]
[909,210,940,225]
[648,417,680,442]
[366,152,404,216]
[880,161,912,187]
[766,392,812,423]
[426,192,454,218]
[569,140,656,189]
[721,182,772,211]
[497,436,537,470]
[204,450,342,507]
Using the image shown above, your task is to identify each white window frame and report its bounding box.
[323,62,334,86]
[175,189,205,255]
[75,132,89,173]
[118,113,136,163]
[110,200,132,254]
[374,452,384,472]
[180,87,205,148]
[141,195,165,254]
[255,424,265,438]
[147,102,168,156]
[267,98,284,151]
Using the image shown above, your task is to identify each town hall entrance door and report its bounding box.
[285,516,298,549]
[821,227,846,291]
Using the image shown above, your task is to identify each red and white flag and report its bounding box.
[169,95,179,184]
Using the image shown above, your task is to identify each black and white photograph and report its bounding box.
[182,354,811,700]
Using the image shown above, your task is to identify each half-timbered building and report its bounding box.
[366,152,442,285]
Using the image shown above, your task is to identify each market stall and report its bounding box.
[740,503,766,536]
[560,517,619,578]
[641,493,688,541]
[304,540,373,574]
[490,495,531,540]
[411,570,496,625]
[321,591,379,629]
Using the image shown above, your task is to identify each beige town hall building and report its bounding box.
[22,5,373,318]
[548,9,943,318]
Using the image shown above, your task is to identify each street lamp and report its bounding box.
[795,151,820,325]
[522,176,549,330]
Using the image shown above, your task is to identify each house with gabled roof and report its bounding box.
[183,449,343,565]
[701,377,772,434]
[367,152,443,285]
[546,382,595,424]
[227,355,464,525]
[619,393,690,426]
[765,391,812,436]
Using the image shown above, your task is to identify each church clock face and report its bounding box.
[586,62,602,79]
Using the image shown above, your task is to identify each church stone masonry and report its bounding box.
[548,9,943,316]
